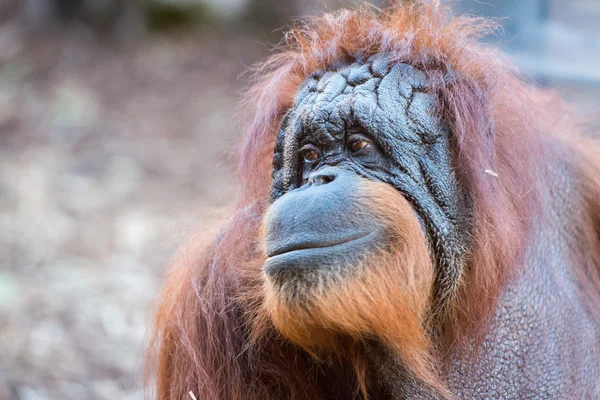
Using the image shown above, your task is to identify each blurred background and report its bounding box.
[0,0,598,399]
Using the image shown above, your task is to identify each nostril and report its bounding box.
[316,174,334,185]
[321,174,335,184]
[308,170,337,186]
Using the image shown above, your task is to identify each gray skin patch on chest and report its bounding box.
[271,55,473,314]
[446,161,600,398]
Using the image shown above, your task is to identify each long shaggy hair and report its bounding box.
[146,1,600,399]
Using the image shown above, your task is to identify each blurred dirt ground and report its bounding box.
[0,13,599,400]
[0,21,271,400]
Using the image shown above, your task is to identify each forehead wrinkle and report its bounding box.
[310,78,383,144]
[281,112,303,191]
[370,63,423,143]
[288,58,440,152]
[309,72,349,141]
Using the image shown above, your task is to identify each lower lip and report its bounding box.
[263,232,378,276]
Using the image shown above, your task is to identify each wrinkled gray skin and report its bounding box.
[445,161,600,398]
[269,56,600,398]
[272,56,472,313]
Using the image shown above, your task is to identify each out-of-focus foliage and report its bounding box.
[8,0,300,34]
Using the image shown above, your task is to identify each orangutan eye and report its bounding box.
[348,136,370,153]
[300,145,321,162]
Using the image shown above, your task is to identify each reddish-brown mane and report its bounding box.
[237,0,553,344]
[147,1,600,398]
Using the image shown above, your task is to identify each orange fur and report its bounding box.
[237,1,550,346]
[147,2,600,399]
[259,180,441,395]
